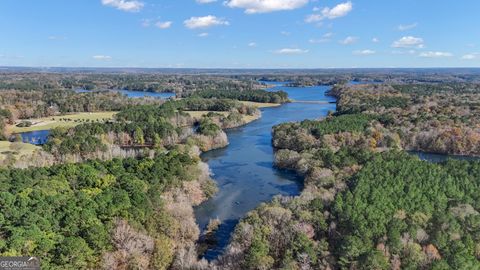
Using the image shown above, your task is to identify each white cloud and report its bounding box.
[155,21,173,29]
[398,23,418,31]
[93,55,112,60]
[372,37,379,43]
[462,53,479,60]
[248,42,257,47]
[392,36,424,48]
[462,54,476,60]
[196,0,217,3]
[305,1,352,23]
[281,31,291,36]
[225,0,308,14]
[101,0,144,12]
[419,51,453,58]
[339,36,357,45]
[184,15,229,29]
[273,48,309,54]
[354,49,375,55]
[198,32,209,37]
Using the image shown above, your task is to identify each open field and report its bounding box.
[0,141,41,160]
[8,112,118,133]
[240,101,281,108]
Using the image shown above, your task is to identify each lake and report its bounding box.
[194,82,336,260]
[18,130,50,145]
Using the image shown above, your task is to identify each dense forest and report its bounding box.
[0,72,263,96]
[328,83,480,156]
[0,90,163,120]
[214,82,480,269]
[220,151,480,269]
[0,147,217,269]
[188,89,289,104]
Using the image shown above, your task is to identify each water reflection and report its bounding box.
[18,130,50,145]
[195,83,336,260]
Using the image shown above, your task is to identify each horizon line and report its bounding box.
[2,66,480,71]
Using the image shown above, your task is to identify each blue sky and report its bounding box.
[0,0,479,68]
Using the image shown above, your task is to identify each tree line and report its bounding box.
[188,89,289,104]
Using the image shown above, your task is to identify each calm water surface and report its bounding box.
[194,83,336,260]
[19,130,50,145]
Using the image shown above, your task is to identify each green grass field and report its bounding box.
[8,112,118,133]
[0,141,41,161]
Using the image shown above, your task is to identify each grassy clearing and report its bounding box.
[0,141,41,160]
[240,101,281,108]
[8,112,118,133]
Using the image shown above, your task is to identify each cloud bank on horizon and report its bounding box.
[0,0,478,68]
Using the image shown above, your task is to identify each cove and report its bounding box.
[194,83,337,260]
